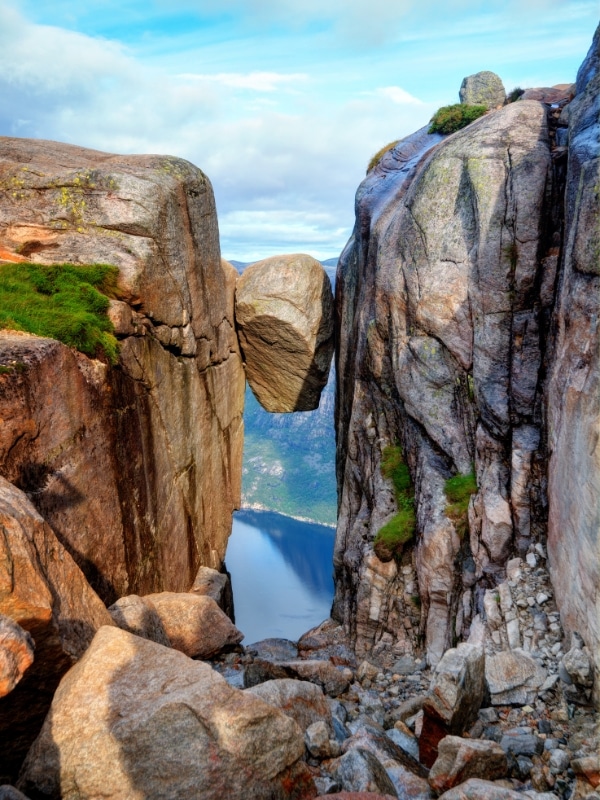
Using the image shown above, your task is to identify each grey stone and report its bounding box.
[245,678,332,734]
[245,638,298,661]
[305,721,333,759]
[459,71,506,107]
[386,728,420,761]
[485,650,547,705]
[244,658,352,697]
[0,787,31,800]
[500,732,544,758]
[561,645,594,687]
[549,748,570,774]
[332,747,398,796]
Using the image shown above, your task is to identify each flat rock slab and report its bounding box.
[244,657,353,697]
[144,592,243,658]
[437,778,525,799]
[18,626,314,800]
[235,253,334,412]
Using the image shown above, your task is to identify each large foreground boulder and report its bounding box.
[235,253,334,412]
[18,626,315,800]
[0,478,113,782]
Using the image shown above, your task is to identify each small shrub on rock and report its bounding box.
[374,445,416,561]
[444,470,477,538]
[507,87,525,103]
[428,104,488,135]
[367,139,400,173]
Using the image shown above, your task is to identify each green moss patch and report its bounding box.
[444,470,477,538]
[428,104,487,135]
[374,445,416,561]
[0,262,120,363]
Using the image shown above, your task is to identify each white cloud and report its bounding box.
[179,72,308,92]
[374,86,424,105]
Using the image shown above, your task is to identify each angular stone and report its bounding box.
[0,616,34,698]
[144,592,243,658]
[459,71,506,107]
[332,748,398,797]
[107,595,171,647]
[500,731,543,758]
[189,566,233,617]
[561,644,594,687]
[485,650,546,705]
[247,638,299,661]
[245,678,332,734]
[420,644,486,767]
[244,658,352,697]
[0,478,113,782]
[235,253,334,412]
[18,627,314,800]
[429,736,507,795]
[305,720,334,759]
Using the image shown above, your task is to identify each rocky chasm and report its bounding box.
[0,24,598,800]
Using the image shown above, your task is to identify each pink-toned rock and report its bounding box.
[235,253,334,412]
[436,778,524,799]
[0,477,113,782]
[316,794,397,800]
[244,658,353,697]
[18,626,315,800]
[107,595,170,647]
[245,678,332,734]
[144,592,243,658]
[428,736,507,795]
[0,616,34,698]
[521,86,575,102]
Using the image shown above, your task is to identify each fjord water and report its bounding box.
[225,508,335,644]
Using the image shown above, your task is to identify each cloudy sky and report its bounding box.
[1,1,597,261]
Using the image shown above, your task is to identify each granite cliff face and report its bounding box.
[333,30,599,673]
[0,139,245,601]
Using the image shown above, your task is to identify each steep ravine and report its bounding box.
[332,29,599,681]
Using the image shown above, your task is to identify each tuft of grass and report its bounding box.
[374,445,416,561]
[367,140,400,173]
[0,262,120,363]
[507,87,524,103]
[428,104,488,135]
[444,470,477,539]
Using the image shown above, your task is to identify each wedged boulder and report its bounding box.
[235,253,334,412]
[244,657,353,697]
[428,736,507,795]
[245,678,332,734]
[459,71,505,107]
[0,616,34,698]
[420,645,485,768]
[0,477,113,782]
[18,626,315,800]
[107,595,171,647]
[143,592,243,658]
[485,650,546,705]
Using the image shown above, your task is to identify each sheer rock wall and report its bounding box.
[0,138,245,604]
[333,30,598,672]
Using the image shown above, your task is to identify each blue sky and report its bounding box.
[1,1,598,261]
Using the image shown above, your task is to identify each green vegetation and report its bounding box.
[428,104,488,135]
[507,87,524,103]
[444,469,477,538]
[367,140,400,173]
[374,445,416,561]
[0,262,120,363]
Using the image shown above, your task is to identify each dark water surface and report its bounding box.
[225,508,335,644]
